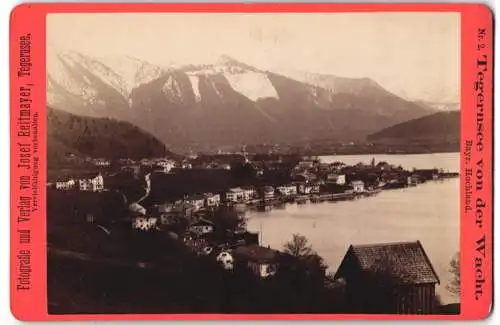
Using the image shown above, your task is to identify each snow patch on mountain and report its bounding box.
[178,56,278,101]
[66,52,125,94]
[47,49,168,103]
[47,53,100,103]
[211,80,223,98]
[97,56,166,96]
[162,75,183,99]
[224,72,279,101]
[187,75,201,102]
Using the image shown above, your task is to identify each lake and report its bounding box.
[247,153,460,304]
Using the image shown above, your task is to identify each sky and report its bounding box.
[47,12,460,103]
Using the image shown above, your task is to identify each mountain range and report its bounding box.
[47,50,444,153]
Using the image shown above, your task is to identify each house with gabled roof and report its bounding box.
[78,172,104,192]
[184,194,205,211]
[349,180,365,193]
[276,184,298,197]
[334,241,440,314]
[231,245,280,278]
[226,187,256,203]
[55,177,76,190]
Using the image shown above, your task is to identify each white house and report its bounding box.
[327,173,346,185]
[226,188,244,203]
[155,160,176,173]
[204,193,221,207]
[93,158,110,167]
[276,184,297,196]
[184,194,205,211]
[133,216,158,231]
[297,182,320,194]
[55,178,76,190]
[226,187,256,203]
[78,174,104,192]
[242,187,257,201]
[350,180,365,193]
[129,202,158,231]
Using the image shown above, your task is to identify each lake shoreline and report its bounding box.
[247,165,460,305]
[317,150,460,157]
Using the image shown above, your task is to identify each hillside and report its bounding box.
[47,106,167,161]
[367,111,460,142]
[413,100,460,112]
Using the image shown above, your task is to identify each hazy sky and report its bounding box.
[47,13,460,102]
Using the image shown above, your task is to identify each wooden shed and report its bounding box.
[334,241,440,314]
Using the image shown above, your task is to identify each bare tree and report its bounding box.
[283,233,313,257]
[446,252,460,296]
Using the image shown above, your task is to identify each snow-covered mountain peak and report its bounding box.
[45,49,438,151]
[96,55,168,95]
[47,50,168,98]
[181,55,258,76]
[215,55,255,70]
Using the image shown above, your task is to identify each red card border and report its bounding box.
[9,3,493,321]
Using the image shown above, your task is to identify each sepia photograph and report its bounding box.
[45,12,460,315]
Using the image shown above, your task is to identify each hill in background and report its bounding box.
[47,106,168,162]
[367,111,460,144]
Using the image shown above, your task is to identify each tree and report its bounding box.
[283,234,313,257]
[446,252,460,296]
[211,207,247,233]
[300,253,328,280]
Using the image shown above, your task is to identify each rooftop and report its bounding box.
[335,240,440,285]
[232,245,279,264]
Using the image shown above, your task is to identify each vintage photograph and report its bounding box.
[46,12,460,314]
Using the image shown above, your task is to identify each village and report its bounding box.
[46,152,459,314]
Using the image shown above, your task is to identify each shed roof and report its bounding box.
[232,245,279,264]
[334,241,440,285]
